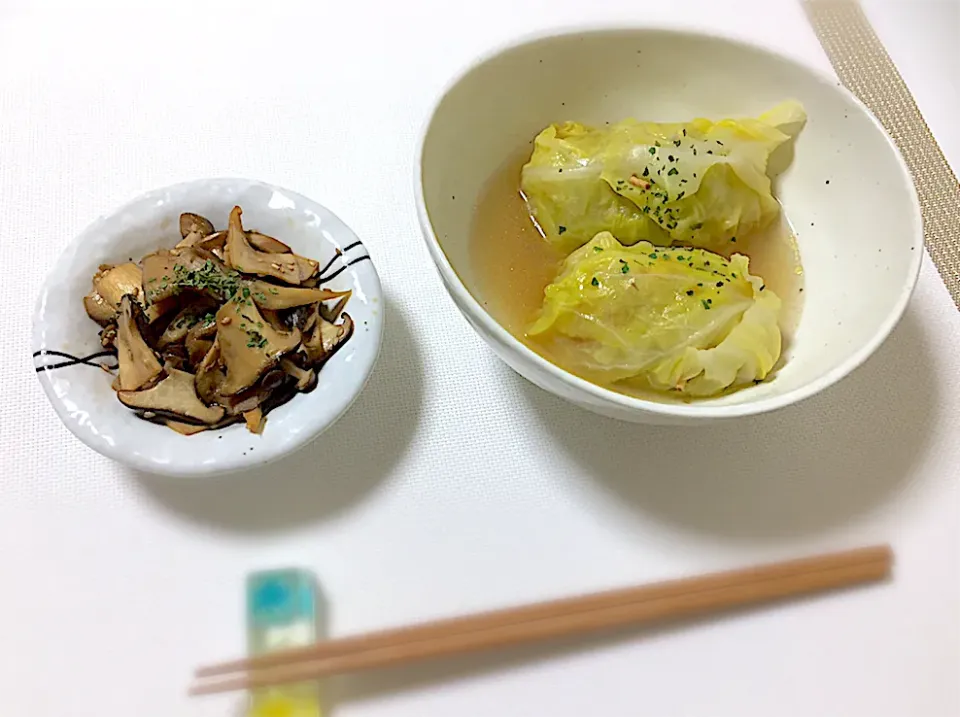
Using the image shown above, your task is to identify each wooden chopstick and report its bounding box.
[197,545,889,678]
[190,545,891,696]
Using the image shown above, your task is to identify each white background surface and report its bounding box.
[1,1,958,715]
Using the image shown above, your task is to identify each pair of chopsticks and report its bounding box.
[190,545,891,696]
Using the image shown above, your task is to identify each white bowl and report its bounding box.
[415,27,922,423]
[33,178,384,476]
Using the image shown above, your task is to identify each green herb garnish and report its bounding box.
[172,260,241,300]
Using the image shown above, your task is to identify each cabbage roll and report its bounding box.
[521,101,806,254]
[529,232,782,397]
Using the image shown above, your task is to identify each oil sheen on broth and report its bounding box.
[469,150,805,397]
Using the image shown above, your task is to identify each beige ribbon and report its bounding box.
[804,0,960,309]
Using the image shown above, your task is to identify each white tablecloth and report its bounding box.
[1,1,957,715]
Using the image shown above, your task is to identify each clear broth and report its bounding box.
[468,150,805,399]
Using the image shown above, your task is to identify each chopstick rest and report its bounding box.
[246,569,322,717]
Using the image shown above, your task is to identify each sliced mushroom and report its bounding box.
[116,296,163,391]
[302,313,353,364]
[260,367,287,392]
[280,357,317,392]
[194,339,278,420]
[295,255,320,282]
[243,407,265,434]
[192,230,226,255]
[195,339,226,406]
[161,343,189,372]
[228,391,263,415]
[143,296,179,325]
[157,300,218,348]
[216,297,301,396]
[184,317,217,368]
[175,214,216,249]
[99,323,118,350]
[218,367,284,416]
[188,340,214,369]
[193,228,297,259]
[176,235,205,250]
[164,420,210,436]
[142,247,240,304]
[179,213,214,239]
[257,378,300,415]
[247,231,292,254]
[246,279,349,310]
[83,263,144,324]
[259,308,288,333]
[141,249,187,303]
[175,236,199,249]
[118,368,225,425]
[287,303,319,333]
[224,206,307,285]
[320,295,350,323]
[320,314,351,352]
[84,292,120,325]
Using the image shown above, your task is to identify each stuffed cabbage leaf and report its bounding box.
[520,101,805,255]
[529,232,782,397]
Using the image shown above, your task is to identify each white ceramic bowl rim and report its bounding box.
[414,24,923,419]
[33,177,384,476]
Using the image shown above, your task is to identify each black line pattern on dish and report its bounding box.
[33,349,118,373]
[317,250,343,279]
[317,239,371,283]
[319,255,372,284]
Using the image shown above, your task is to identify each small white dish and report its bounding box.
[416,27,922,424]
[33,178,384,476]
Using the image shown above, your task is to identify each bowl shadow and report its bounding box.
[515,303,936,542]
[130,295,424,534]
